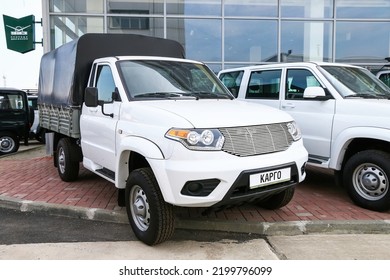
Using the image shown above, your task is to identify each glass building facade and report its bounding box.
[42,0,390,72]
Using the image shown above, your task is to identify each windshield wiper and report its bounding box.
[344,93,387,99]
[193,91,234,100]
[134,92,196,99]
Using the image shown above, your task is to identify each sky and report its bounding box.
[0,0,43,89]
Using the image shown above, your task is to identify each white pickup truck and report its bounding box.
[38,34,307,245]
[218,62,390,212]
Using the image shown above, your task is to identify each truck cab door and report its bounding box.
[81,63,120,173]
[281,68,336,165]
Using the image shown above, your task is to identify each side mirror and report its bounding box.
[85,87,98,107]
[303,87,330,100]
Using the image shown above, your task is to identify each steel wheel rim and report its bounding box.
[352,163,388,201]
[130,185,150,231]
[58,147,66,174]
[0,136,15,153]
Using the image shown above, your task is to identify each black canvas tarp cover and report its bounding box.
[38,33,185,107]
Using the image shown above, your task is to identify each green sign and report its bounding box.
[3,14,35,54]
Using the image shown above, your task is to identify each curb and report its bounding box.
[2,195,390,236]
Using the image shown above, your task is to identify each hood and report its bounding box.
[337,99,390,117]
[336,98,390,129]
[135,99,293,128]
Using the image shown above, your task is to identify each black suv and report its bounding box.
[0,88,31,155]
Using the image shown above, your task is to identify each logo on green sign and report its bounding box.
[3,14,35,54]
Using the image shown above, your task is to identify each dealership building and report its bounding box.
[41,0,390,72]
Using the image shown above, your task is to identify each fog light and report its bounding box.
[187,182,203,195]
[181,179,220,197]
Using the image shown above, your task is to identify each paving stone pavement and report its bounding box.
[1,143,390,236]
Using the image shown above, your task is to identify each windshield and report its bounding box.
[319,65,390,98]
[117,60,233,100]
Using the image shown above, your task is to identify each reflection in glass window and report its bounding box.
[107,0,164,15]
[0,93,25,110]
[96,65,116,102]
[118,60,229,98]
[50,0,103,13]
[219,70,244,98]
[281,21,332,62]
[51,16,104,49]
[320,66,390,97]
[110,16,149,30]
[378,72,390,88]
[108,17,164,37]
[166,0,221,16]
[224,20,277,63]
[246,70,281,100]
[281,0,333,18]
[167,18,221,61]
[286,69,321,99]
[224,0,277,17]
[336,22,390,63]
[336,0,390,19]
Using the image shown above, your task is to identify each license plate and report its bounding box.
[249,167,291,189]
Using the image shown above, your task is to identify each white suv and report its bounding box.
[219,62,390,211]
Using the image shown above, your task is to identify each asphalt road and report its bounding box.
[0,207,134,244]
[0,207,263,245]
[1,207,390,261]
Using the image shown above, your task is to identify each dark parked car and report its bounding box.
[0,88,31,155]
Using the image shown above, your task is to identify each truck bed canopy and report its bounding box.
[38,33,185,107]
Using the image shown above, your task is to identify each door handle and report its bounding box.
[89,108,98,113]
[282,103,295,109]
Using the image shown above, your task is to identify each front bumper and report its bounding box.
[149,140,308,207]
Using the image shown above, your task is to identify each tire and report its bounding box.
[255,187,295,210]
[343,150,390,212]
[56,138,80,182]
[125,168,175,246]
[0,133,20,155]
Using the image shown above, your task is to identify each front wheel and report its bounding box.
[343,150,390,212]
[255,187,295,210]
[0,133,19,155]
[56,138,80,182]
[125,168,175,246]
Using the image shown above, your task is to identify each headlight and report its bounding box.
[287,121,302,141]
[166,128,225,151]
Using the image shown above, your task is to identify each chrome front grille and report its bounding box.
[219,123,294,157]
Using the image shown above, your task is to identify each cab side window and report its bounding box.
[378,72,390,88]
[219,70,243,98]
[286,69,321,99]
[0,93,25,110]
[246,70,281,99]
[95,65,116,102]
